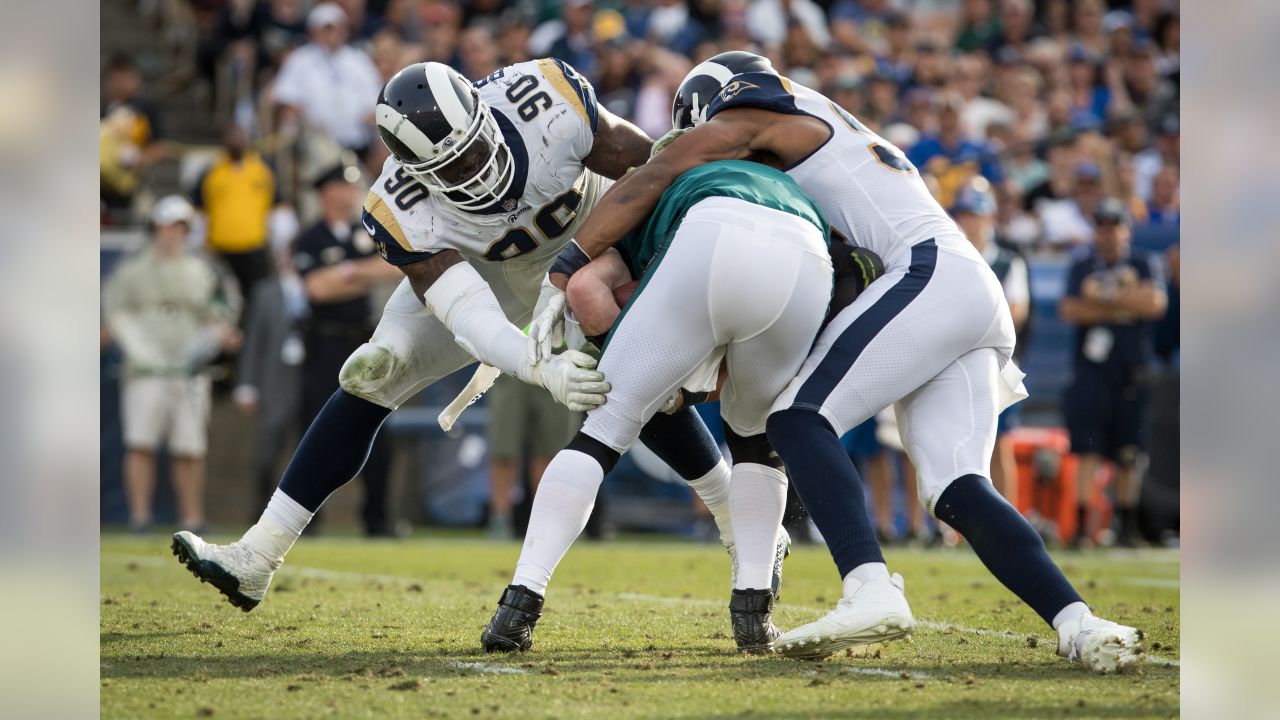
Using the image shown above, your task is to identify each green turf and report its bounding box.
[101,532,1179,719]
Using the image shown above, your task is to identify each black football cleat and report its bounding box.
[481,584,544,653]
[729,588,782,654]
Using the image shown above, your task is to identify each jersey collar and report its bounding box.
[463,108,529,216]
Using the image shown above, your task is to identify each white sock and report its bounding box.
[843,562,890,597]
[728,462,787,590]
[1052,601,1092,631]
[511,450,604,595]
[685,460,734,546]
[242,489,313,565]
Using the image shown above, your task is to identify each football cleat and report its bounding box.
[729,588,782,654]
[776,573,915,659]
[171,531,279,612]
[481,584,544,653]
[1057,614,1145,673]
[726,527,792,600]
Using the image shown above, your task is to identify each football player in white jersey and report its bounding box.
[556,52,1143,673]
[171,60,751,614]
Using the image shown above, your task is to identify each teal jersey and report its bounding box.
[616,160,829,279]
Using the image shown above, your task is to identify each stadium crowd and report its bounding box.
[101,0,1179,546]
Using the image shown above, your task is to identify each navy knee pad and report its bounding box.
[725,427,784,470]
[566,432,622,475]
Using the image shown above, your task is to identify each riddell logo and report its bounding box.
[718,80,759,102]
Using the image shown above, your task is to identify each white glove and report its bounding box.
[529,349,611,412]
[527,277,567,364]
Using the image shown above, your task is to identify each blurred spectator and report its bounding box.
[1144,165,1180,228]
[496,8,534,66]
[485,376,583,539]
[272,2,382,155]
[235,241,307,513]
[952,178,1030,505]
[193,124,283,314]
[533,0,598,78]
[634,1,708,58]
[989,0,1041,57]
[1059,198,1168,547]
[952,54,1012,139]
[747,0,829,48]
[909,94,1002,205]
[1124,39,1178,124]
[1064,44,1110,130]
[1133,114,1178,201]
[830,0,895,55]
[954,0,1001,53]
[103,197,242,532]
[292,164,402,536]
[457,24,501,81]
[100,55,168,222]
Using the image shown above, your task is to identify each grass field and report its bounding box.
[101,532,1179,719]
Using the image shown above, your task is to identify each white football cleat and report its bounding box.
[1057,614,1145,673]
[171,530,280,612]
[776,573,915,659]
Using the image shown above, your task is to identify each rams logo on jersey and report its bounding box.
[718,80,760,103]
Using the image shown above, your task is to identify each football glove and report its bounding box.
[530,349,610,412]
[526,276,566,365]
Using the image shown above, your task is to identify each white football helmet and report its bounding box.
[375,62,515,212]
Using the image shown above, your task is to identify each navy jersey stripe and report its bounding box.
[551,59,599,134]
[362,208,440,266]
[792,240,938,410]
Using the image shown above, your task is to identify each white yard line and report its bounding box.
[113,554,1180,668]
[448,661,527,674]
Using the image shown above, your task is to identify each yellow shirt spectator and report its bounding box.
[194,150,277,254]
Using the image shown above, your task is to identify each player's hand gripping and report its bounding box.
[527,276,567,364]
[530,350,611,412]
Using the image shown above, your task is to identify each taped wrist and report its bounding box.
[549,240,591,280]
[422,262,530,380]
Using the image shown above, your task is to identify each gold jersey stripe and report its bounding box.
[780,76,795,95]
[538,59,589,126]
[363,191,411,251]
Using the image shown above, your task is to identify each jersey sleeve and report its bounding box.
[706,72,808,121]
[361,187,444,267]
[537,59,599,135]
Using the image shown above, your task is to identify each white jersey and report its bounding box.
[362,59,609,266]
[706,72,969,268]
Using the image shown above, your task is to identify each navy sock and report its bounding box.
[766,409,884,577]
[935,474,1084,626]
[638,406,723,480]
[278,390,392,512]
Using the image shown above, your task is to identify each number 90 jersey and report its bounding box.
[707,72,967,270]
[362,59,610,266]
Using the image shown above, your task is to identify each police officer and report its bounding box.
[1059,197,1168,547]
[293,164,403,535]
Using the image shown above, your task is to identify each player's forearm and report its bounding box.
[304,265,368,303]
[1114,285,1168,319]
[422,262,533,381]
[1059,297,1118,326]
[570,162,679,267]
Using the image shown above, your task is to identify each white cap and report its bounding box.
[151,195,195,227]
[307,2,348,29]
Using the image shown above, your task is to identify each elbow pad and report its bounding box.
[422,262,530,379]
